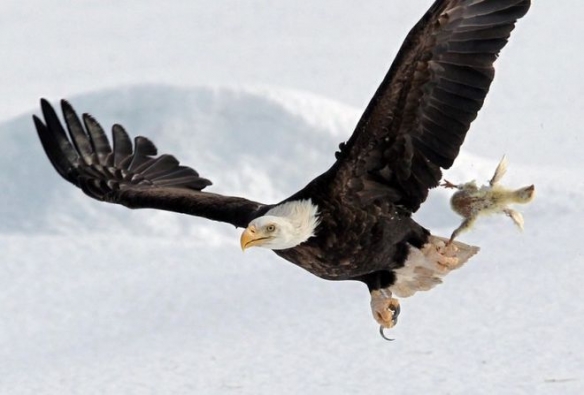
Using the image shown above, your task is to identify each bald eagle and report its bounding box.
[33,0,531,337]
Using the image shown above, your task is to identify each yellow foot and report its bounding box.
[422,238,463,273]
[370,289,401,329]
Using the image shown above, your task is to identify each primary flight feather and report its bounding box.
[33,0,531,337]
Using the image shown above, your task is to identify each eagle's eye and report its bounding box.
[266,224,276,232]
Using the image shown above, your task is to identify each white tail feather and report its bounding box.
[390,236,480,298]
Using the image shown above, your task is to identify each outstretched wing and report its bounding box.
[33,99,266,228]
[330,0,530,212]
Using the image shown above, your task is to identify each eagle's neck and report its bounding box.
[264,199,320,248]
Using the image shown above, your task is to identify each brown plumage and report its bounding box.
[33,0,531,336]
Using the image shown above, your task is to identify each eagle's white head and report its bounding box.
[240,199,320,250]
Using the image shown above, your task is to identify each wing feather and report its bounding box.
[325,0,530,211]
[127,137,158,171]
[34,99,266,228]
[61,101,97,165]
[111,124,133,166]
[82,114,112,164]
[33,115,79,182]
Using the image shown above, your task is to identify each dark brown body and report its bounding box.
[275,207,428,282]
[274,167,429,290]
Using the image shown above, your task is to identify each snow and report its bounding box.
[2,0,584,393]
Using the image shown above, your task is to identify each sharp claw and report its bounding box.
[379,325,395,342]
[379,326,395,341]
[390,302,400,326]
[378,302,400,341]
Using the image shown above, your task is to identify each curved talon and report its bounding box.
[390,301,401,325]
[378,301,400,341]
[379,325,395,341]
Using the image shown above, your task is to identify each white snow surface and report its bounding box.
[2,1,584,394]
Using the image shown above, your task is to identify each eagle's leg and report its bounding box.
[370,288,400,329]
[357,272,402,340]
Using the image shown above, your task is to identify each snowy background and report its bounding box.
[2,1,583,394]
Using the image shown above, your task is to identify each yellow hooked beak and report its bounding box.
[240,225,271,251]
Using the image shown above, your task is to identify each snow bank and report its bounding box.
[0,85,357,235]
